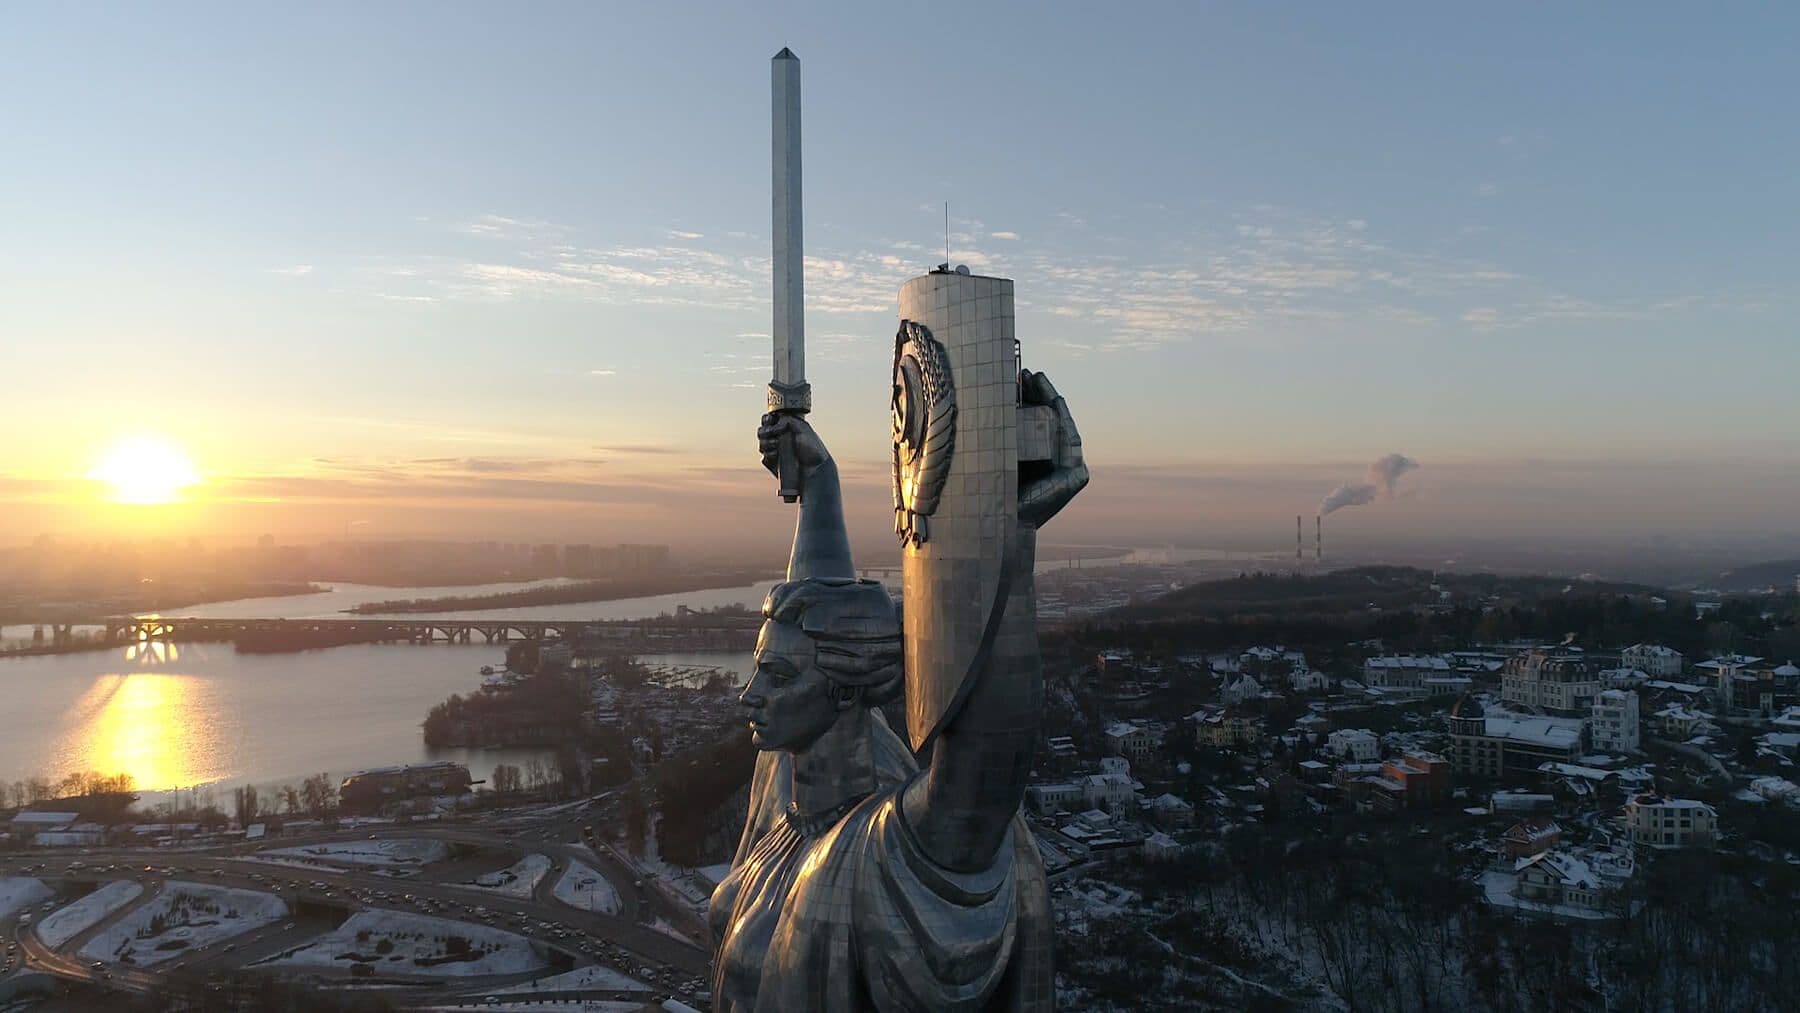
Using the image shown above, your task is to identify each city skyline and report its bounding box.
[5,4,1798,554]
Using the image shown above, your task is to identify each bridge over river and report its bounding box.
[104,614,760,648]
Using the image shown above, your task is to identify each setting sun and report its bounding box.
[88,435,202,505]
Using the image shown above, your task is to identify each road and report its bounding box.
[0,800,716,1007]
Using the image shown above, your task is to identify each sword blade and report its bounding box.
[772,48,804,390]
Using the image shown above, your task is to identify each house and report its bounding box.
[33,823,107,847]
[1694,654,1778,713]
[1221,674,1264,705]
[1489,790,1557,814]
[1078,771,1139,815]
[1239,645,1305,674]
[1347,751,1452,811]
[1195,711,1262,749]
[1362,654,1451,690]
[1598,667,1650,688]
[1757,731,1800,759]
[1501,644,1599,716]
[1621,644,1684,678]
[1289,668,1330,693]
[1590,689,1640,753]
[1025,782,1082,816]
[1326,728,1380,763]
[1045,735,1078,761]
[8,811,80,844]
[1104,722,1156,763]
[1502,815,1563,858]
[1512,847,1635,916]
[1743,776,1800,808]
[1652,704,1715,740]
[1143,831,1182,861]
[1147,793,1196,829]
[1623,794,1718,849]
[1447,697,1584,781]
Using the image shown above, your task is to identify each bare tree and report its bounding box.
[232,788,261,827]
[280,784,300,815]
[300,774,335,817]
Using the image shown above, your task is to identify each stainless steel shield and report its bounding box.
[894,271,1020,750]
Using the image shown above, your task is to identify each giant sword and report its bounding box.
[768,47,810,501]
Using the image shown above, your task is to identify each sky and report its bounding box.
[3,3,1797,560]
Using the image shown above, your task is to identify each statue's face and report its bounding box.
[740,620,839,752]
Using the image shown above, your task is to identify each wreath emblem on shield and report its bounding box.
[891,320,957,546]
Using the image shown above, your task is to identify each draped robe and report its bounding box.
[709,710,1053,1012]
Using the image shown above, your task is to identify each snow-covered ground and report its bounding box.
[257,910,548,978]
[0,877,52,919]
[78,882,287,966]
[426,1003,646,1013]
[648,917,694,943]
[468,854,551,899]
[490,964,651,994]
[552,861,620,915]
[261,838,447,872]
[37,881,144,949]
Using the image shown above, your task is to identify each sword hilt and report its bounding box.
[767,380,812,503]
[777,431,802,503]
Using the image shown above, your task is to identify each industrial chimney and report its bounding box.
[1315,515,1322,562]
[1295,515,1302,561]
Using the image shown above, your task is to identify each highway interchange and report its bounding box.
[0,795,715,1009]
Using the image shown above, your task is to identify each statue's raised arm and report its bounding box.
[900,368,1087,870]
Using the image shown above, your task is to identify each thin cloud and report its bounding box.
[459,214,572,240]
[991,231,1021,241]
[269,264,314,276]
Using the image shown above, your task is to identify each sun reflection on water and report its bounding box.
[61,648,225,790]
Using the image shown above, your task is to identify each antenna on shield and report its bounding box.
[944,202,950,271]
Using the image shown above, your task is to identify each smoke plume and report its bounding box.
[1318,453,1419,516]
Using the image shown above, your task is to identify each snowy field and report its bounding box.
[490,964,651,994]
[261,838,447,872]
[37,881,144,949]
[468,854,551,899]
[552,861,620,915]
[0,877,51,919]
[79,882,288,966]
[258,909,548,978]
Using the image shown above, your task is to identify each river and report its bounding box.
[0,579,768,798]
[0,545,1273,798]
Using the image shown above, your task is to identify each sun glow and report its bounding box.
[63,669,221,790]
[88,435,202,504]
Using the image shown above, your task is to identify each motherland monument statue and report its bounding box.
[707,48,1089,1012]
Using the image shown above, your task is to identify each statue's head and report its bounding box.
[740,578,901,752]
